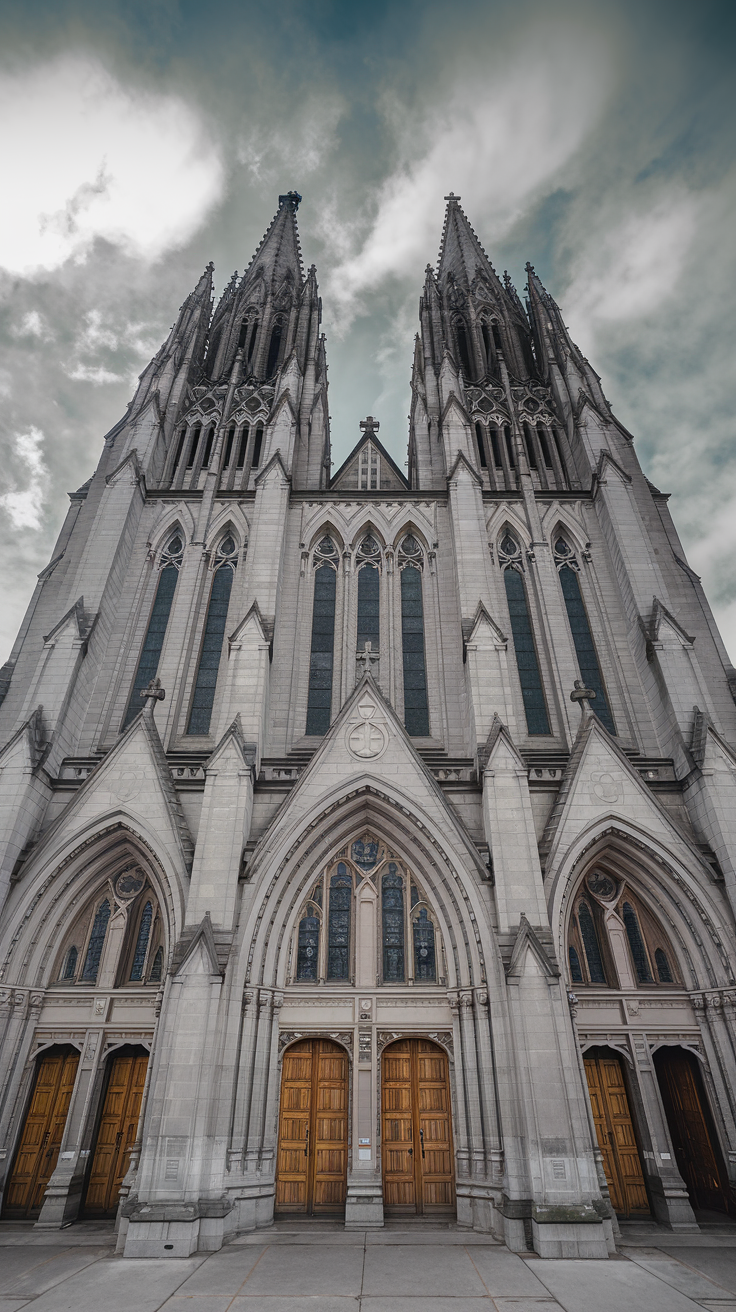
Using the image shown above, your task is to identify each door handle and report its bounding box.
[304,1126,309,1158]
[408,1147,413,1156]
[115,1132,123,1149]
[420,1128,425,1159]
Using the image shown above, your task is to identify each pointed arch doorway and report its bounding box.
[82,1046,149,1218]
[275,1038,349,1215]
[2,1046,80,1219]
[381,1037,455,1215]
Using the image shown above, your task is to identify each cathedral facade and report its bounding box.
[2,191,736,1259]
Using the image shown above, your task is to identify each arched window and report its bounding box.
[577,900,607,984]
[296,909,321,981]
[498,533,550,735]
[475,422,487,468]
[382,864,405,982]
[554,537,615,734]
[454,318,473,377]
[129,901,153,982]
[251,423,264,469]
[201,426,215,468]
[62,945,78,981]
[187,535,238,735]
[306,537,338,735]
[265,319,283,377]
[356,536,380,654]
[81,899,111,982]
[149,946,164,983]
[236,425,249,469]
[223,426,235,469]
[122,533,183,729]
[328,864,352,980]
[481,321,493,369]
[489,426,503,469]
[186,425,201,469]
[568,870,680,988]
[412,907,436,982]
[398,536,429,736]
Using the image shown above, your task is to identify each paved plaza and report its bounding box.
[3,1221,736,1311]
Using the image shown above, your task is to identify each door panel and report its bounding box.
[275,1038,348,1215]
[655,1048,736,1216]
[382,1038,455,1216]
[3,1050,80,1219]
[84,1052,148,1217]
[584,1052,649,1218]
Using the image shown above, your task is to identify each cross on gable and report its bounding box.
[359,416,379,435]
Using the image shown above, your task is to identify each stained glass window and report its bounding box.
[62,945,78,980]
[82,899,111,982]
[400,565,429,736]
[655,947,673,983]
[382,864,405,982]
[149,945,164,982]
[556,544,615,734]
[129,901,153,982]
[623,902,653,983]
[306,553,337,735]
[266,321,283,377]
[577,900,606,984]
[327,866,351,980]
[413,907,436,981]
[297,915,320,981]
[123,538,182,729]
[187,539,237,735]
[568,944,583,984]
[503,566,550,735]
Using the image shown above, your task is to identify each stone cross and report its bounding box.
[140,677,166,706]
[356,642,380,681]
[359,416,379,435]
[570,679,596,706]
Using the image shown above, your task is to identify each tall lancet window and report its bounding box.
[398,535,429,736]
[499,532,550,735]
[554,537,615,734]
[306,536,338,735]
[123,533,184,729]
[356,535,380,656]
[187,534,238,735]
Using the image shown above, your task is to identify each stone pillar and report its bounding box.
[346,1007,383,1229]
[624,1030,698,1231]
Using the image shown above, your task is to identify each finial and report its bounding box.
[279,190,303,212]
[359,416,379,434]
[444,192,460,203]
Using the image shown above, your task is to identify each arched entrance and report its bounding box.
[275,1038,349,1216]
[2,1046,80,1219]
[381,1037,455,1216]
[654,1047,736,1217]
[583,1047,649,1218]
[82,1046,149,1218]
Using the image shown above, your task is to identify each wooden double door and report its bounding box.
[584,1051,649,1218]
[655,1047,736,1216]
[83,1050,148,1217]
[275,1038,348,1215]
[382,1038,455,1215]
[3,1048,80,1219]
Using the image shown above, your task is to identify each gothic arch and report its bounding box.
[391,522,430,554]
[549,822,734,993]
[485,507,530,552]
[307,522,345,554]
[205,509,249,554]
[0,820,184,991]
[349,522,387,552]
[147,504,196,553]
[232,780,493,996]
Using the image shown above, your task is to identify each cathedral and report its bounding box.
[2,189,736,1261]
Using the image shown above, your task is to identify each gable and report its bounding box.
[331,433,408,492]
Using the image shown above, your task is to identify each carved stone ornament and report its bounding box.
[376,1030,403,1054]
[346,696,387,761]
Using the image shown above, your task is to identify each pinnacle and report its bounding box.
[240,192,305,288]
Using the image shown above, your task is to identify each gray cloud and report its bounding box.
[1,0,735,659]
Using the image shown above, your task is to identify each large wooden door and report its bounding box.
[84,1051,148,1217]
[2,1049,80,1219]
[655,1048,736,1216]
[275,1038,348,1215]
[584,1051,649,1217]
[382,1038,455,1215]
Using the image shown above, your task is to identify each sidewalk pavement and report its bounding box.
[3,1219,736,1311]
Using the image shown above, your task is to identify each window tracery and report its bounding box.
[359,442,380,490]
[567,868,678,989]
[291,837,443,986]
[55,871,165,989]
[356,535,381,656]
[397,536,429,736]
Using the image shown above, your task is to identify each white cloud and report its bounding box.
[0,56,225,273]
[11,310,53,340]
[66,363,126,385]
[237,94,345,182]
[327,34,611,325]
[0,428,49,529]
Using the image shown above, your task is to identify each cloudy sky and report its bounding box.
[1,0,735,663]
